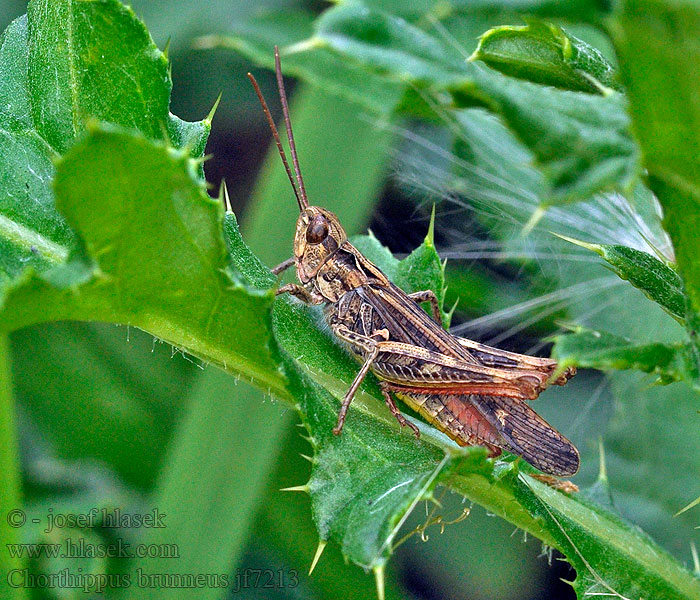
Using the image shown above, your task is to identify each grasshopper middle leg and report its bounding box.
[380,383,420,438]
[407,290,442,324]
[332,324,418,437]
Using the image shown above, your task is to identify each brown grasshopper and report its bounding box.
[247,47,580,477]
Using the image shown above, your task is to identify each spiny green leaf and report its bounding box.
[609,1,700,320]
[551,326,700,389]
[0,126,283,397]
[310,4,639,204]
[449,69,638,204]
[289,360,473,570]
[0,0,210,288]
[555,235,686,322]
[472,20,621,94]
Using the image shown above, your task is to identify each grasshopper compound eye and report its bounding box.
[306,215,329,244]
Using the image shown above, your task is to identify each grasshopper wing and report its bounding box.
[468,394,580,477]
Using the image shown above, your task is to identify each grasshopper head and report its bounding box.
[294,207,347,282]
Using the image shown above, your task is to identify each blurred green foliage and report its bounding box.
[1,1,700,600]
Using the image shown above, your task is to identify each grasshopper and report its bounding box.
[247,47,580,477]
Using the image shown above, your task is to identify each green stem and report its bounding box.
[0,334,28,600]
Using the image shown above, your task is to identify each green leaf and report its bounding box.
[472,20,621,93]
[551,326,699,389]
[449,69,638,204]
[128,372,289,600]
[0,126,284,397]
[555,235,686,323]
[195,9,406,115]
[251,422,409,600]
[292,362,467,571]
[0,0,210,287]
[311,4,638,204]
[315,4,465,86]
[608,1,700,320]
[26,0,194,154]
[352,216,451,327]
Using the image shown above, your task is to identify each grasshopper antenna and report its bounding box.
[247,68,304,210]
[274,45,308,209]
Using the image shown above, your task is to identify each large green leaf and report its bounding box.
[0,0,210,288]
[0,126,282,394]
[311,4,639,204]
[608,0,700,345]
[552,326,699,389]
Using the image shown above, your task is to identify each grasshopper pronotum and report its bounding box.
[247,47,579,477]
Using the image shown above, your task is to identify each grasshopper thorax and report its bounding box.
[294,207,347,283]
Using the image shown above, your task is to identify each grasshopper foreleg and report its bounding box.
[271,257,295,275]
[407,290,442,324]
[276,283,325,305]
